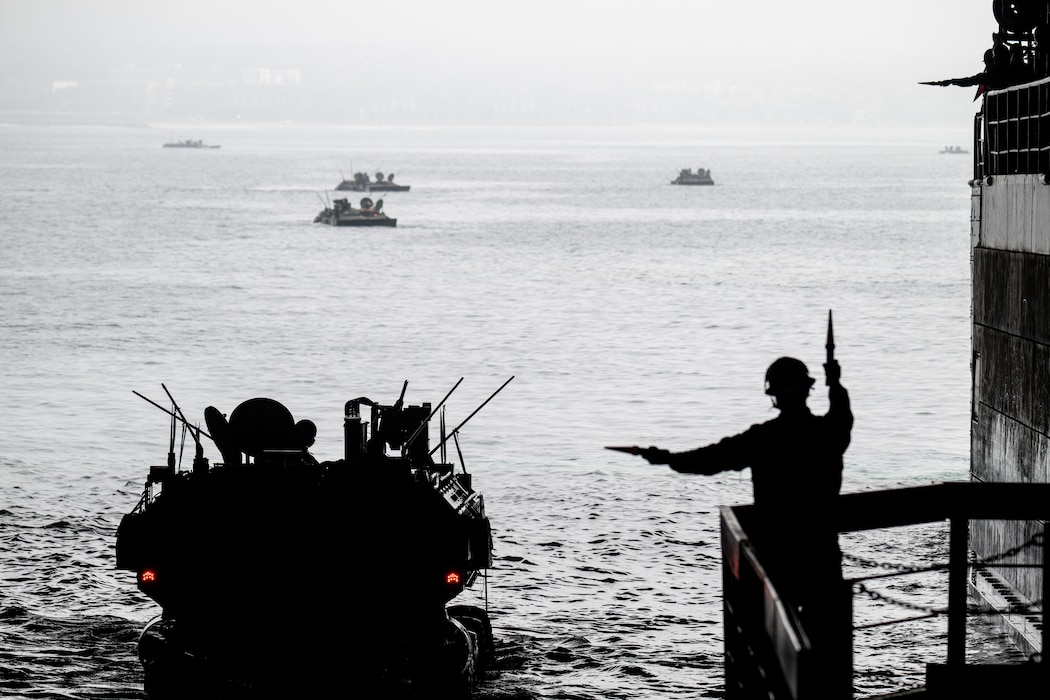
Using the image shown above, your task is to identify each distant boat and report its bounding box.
[671,167,714,185]
[939,145,968,154]
[336,171,410,192]
[314,196,397,227]
[163,139,220,149]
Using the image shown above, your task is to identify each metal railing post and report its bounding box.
[946,515,969,665]
[1043,521,1048,660]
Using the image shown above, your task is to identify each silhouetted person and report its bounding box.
[633,356,853,675]
[1033,25,1050,79]
[295,418,319,465]
[1007,43,1035,84]
[920,47,1012,98]
[991,32,1010,68]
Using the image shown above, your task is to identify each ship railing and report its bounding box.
[721,481,1049,699]
[979,76,1050,178]
[973,111,985,182]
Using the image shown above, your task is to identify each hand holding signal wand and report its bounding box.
[825,309,834,385]
[605,446,643,455]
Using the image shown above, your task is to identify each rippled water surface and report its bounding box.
[0,122,1016,698]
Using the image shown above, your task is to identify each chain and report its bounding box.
[842,551,941,575]
[843,531,1045,622]
[855,582,1043,618]
[854,583,947,615]
[972,532,1044,566]
[843,531,1043,577]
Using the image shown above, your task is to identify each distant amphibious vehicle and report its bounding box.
[336,170,411,192]
[116,378,511,697]
[162,139,220,149]
[670,167,713,185]
[314,196,397,227]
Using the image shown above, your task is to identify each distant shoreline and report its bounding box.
[0,111,973,145]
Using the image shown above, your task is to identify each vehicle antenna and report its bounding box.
[452,430,467,473]
[404,377,464,448]
[317,192,328,208]
[178,420,188,470]
[429,376,514,456]
[439,408,447,464]
[167,405,176,470]
[161,383,202,450]
[133,390,213,441]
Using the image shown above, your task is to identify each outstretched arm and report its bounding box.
[605,445,679,465]
[919,74,984,87]
[609,425,757,474]
[637,437,749,475]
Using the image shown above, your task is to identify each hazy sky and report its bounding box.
[0,0,1001,126]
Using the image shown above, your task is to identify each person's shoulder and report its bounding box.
[712,422,766,445]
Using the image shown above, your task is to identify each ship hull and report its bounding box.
[336,182,410,192]
[317,215,397,226]
[969,79,1050,657]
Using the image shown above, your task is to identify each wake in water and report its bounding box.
[0,606,144,699]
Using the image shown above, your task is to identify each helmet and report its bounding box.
[764,357,815,396]
[1035,24,1049,47]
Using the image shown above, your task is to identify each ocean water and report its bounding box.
[0,122,1020,698]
